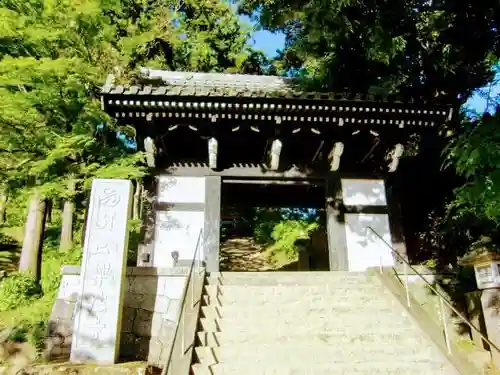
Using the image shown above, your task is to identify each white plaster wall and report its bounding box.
[341,178,394,271]
[153,210,204,267]
[345,213,394,271]
[341,179,387,206]
[154,176,206,267]
[157,176,205,204]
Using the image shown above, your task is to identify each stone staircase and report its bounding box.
[190,271,460,375]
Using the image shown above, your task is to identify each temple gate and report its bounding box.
[100,69,452,272]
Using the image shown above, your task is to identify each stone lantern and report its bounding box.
[460,236,500,290]
[460,236,500,366]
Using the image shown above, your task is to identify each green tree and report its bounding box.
[239,0,499,106]
[0,0,259,276]
[445,107,500,229]
[0,0,263,358]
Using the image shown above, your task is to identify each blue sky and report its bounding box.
[239,13,285,58]
[465,69,500,114]
[242,15,499,114]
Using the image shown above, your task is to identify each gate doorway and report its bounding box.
[219,179,328,272]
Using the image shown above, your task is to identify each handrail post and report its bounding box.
[191,260,195,308]
[403,261,411,308]
[439,297,452,354]
[366,225,500,359]
[181,307,185,354]
[198,234,202,275]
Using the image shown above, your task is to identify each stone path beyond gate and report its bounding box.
[219,237,298,272]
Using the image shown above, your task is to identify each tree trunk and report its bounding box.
[46,199,53,224]
[139,181,145,220]
[81,200,89,246]
[19,192,48,282]
[132,180,142,220]
[0,188,8,226]
[59,179,75,252]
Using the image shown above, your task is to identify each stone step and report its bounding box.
[200,297,404,314]
[196,330,426,347]
[204,278,377,286]
[206,272,372,286]
[199,295,399,311]
[191,362,458,375]
[193,343,442,365]
[208,271,367,278]
[203,283,382,294]
[198,316,415,334]
[199,304,408,321]
[201,285,388,303]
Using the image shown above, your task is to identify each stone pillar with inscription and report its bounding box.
[70,179,133,364]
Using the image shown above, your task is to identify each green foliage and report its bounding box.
[127,218,142,266]
[253,208,284,244]
[0,230,16,245]
[0,0,265,207]
[0,272,42,312]
[269,220,319,260]
[1,293,56,357]
[0,0,270,361]
[252,208,320,260]
[240,0,499,104]
[0,236,82,355]
[444,108,500,229]
[41,246,82,296]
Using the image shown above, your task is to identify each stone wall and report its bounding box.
[46,266,188,368]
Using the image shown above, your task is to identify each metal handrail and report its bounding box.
[161,229,203,375]
[367,226,500,356]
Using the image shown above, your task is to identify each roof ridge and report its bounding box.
[138,67,295,90]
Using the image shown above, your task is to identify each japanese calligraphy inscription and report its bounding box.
[70,179,133,364]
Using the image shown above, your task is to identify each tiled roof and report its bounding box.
[101,68,402,101]
[102,68,307,98]
[100,68,454,127]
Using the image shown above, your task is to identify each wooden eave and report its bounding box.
[102,93,451,129]
[100,70,453,129]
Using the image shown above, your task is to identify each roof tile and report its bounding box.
[110,85,124,94]
[100,69,448,110]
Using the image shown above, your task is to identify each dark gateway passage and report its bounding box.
[221,179,325,209]
[218,180,328,272]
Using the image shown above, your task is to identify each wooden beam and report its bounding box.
[328,142,344,171]
[269,139,282,170]
[144,137,156,168]
[164,164,320,179]
[325,173,349,271]
[223,179,324,186]
[388,143,404,172]
[208,137,218,170]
